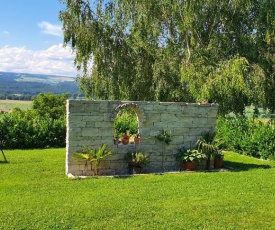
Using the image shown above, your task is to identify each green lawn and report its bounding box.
[1,149,275,229]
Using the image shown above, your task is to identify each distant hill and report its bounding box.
[0,71,80,99]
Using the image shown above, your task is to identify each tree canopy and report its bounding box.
[59,0,275,115]
[32,93,68,120]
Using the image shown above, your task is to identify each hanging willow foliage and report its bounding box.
[60,0,275,114]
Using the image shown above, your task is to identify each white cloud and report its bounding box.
[38,21,62,37]
[1,30,9,35]
[0,44,79,77]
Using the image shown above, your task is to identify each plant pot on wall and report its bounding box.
[122,133,130,145]
[134,137,140,144]
[122,138,129,145]
[133,133,140,144]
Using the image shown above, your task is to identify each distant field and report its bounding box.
[0,100,32,111]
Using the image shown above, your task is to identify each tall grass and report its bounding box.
[1,149,275,229]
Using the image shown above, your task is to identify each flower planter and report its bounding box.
[183,161,197,171]
[128,164,142,174]
[214,158,224,169]
[122,138,129,145]
[134,137,140,144]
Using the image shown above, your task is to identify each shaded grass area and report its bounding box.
[1,149,275,229]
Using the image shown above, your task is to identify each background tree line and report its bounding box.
[60,0,275,115]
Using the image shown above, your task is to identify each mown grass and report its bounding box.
[0,100,32,111]
[1,149,275,229]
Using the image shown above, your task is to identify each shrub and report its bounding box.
[0,93,67,149]
[216,117,275,160]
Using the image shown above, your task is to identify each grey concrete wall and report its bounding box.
[66,100,218,176]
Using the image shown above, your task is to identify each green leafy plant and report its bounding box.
[124,152,149,167]
[213,150,224,160]
[124,152,149,174]
[114,108,138,137]
[73,144,112,176]
[132,133,140,138]
[176,148,207,163]
[195,132,219,170]
[156,129,172,145]
[114,130,119,139]
[216,117,275,160]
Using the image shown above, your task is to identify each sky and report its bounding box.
[0,0,78,77]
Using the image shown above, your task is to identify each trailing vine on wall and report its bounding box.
[156,129,172,171]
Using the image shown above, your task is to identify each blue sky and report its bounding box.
[0,0,78,77]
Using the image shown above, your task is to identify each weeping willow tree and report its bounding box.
[59,0,275,115]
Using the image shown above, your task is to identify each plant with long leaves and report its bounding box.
[196,132,219,170]
[124,152,149,167]
[73,144,112,176]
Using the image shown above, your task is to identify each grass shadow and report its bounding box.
[224,160,272,171]
[0,160,9,164]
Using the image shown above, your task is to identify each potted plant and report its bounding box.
[133,133,140,144]
[176,148,207,171]
[124,151,149,174]
[213,150,224,169]
[122,132,130,145]
[73,144,112,176]
[196,132,220,170]
[113,131,119,145]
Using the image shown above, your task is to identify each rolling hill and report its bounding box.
[0,71,80,99]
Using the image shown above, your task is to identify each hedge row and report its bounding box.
[216,117,275,160]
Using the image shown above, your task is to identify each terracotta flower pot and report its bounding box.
[128,164,142,174]
[134,137,140,144]
[214,158,224,169]
[93,167,99,176]
[122,138,129,145]
[183,161,197,171]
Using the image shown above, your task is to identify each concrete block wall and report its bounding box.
[66,100,218,176]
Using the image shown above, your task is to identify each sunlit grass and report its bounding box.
[1,149,275,229]
[0,99,32,111]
